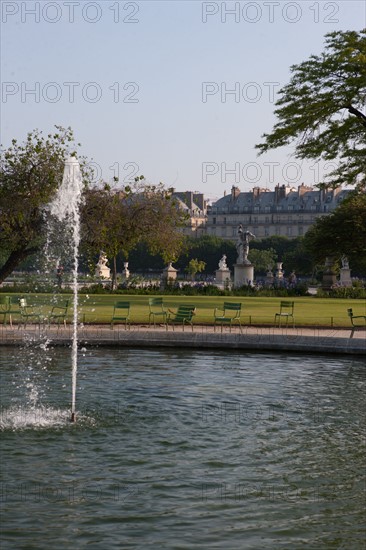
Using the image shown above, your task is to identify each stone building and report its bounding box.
[206,184,351,240]
[172,190,207,238]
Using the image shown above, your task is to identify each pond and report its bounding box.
[1,346,365,549]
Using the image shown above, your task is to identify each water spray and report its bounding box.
[50,156,83,425]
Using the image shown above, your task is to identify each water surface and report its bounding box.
[1,347,365,549]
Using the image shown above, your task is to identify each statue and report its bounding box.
[340,255,352,287]
[95,251,111,279]
[341,255,349,269]
[236,225,256,264]
[218,254,228,270]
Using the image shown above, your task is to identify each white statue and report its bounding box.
[95,251,111,279]
[218,254,228,270]
[341,255,349,269]
[236,225,256,264]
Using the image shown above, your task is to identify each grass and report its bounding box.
[2,293,366,328]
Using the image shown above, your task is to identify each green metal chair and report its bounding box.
[48,300,69,328]
[274,301,295,327]
[111,301,131,330]
[347,308,366,338]
[214,302,242,333]
[0,296,11,325]
[148,297,167,327]
[19,298,43,328]
[7,296,22,327]
[167,305,196,332]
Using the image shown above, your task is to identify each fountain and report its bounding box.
[50,156,83,422]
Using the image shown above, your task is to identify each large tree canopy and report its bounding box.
[81,177,187,288]
[304,192,366,274]
[0,127,90,283]
[256,29,366,189]
[0,128,186,286]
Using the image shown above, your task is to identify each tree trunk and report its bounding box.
[0,247,39,284]
[111,256,117,291]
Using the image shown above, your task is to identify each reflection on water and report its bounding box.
[1,347,365,549]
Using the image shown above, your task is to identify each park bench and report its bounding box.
[167,305,196,331]
[214,302,242,333]
[347,308,366,338]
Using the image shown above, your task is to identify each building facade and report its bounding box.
[205,184,351,241]
[172,190,208,238]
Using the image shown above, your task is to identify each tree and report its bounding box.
[185,258,206,280]
[177,235,236,274]
[81,177,186,288]
[281,239,313,277]
[0,127,90,283]
[304,192,366,275]
[256,30,366,189]
[247,248,277,274]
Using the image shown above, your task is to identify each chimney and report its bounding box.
[298,183,313,197]
[252,186,261,200]
[231,185,241,200]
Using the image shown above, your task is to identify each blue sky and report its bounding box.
[1,1,365,201]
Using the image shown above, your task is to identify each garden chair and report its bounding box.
[274,301,295,327]
[148,297,167,327]
[111,301,131,330]
[48,299,69,328]
[19,298,44,328]
[347,308,366,338]
[6,296,23,327]
[167,305,196,331]
[214,302,242,333]
[0,296,11,326]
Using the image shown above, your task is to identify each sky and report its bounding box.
[1,0,365,202]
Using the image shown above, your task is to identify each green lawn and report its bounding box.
[3,293,365,328]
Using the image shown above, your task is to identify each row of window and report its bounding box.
[210,204,327,215]
[208,226,305,238]
[210,216,317,225]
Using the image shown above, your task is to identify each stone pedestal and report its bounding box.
[95,265,111,280]
[322,257,336,290]
[121,262,130,280]
[234,263,254,288]
[275,262,284,280]
[265,270,274,287]
[215,268,231,289]
[162,262,178,283]
[340,267,352,287]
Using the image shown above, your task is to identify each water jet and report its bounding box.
[50,155,83,424]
